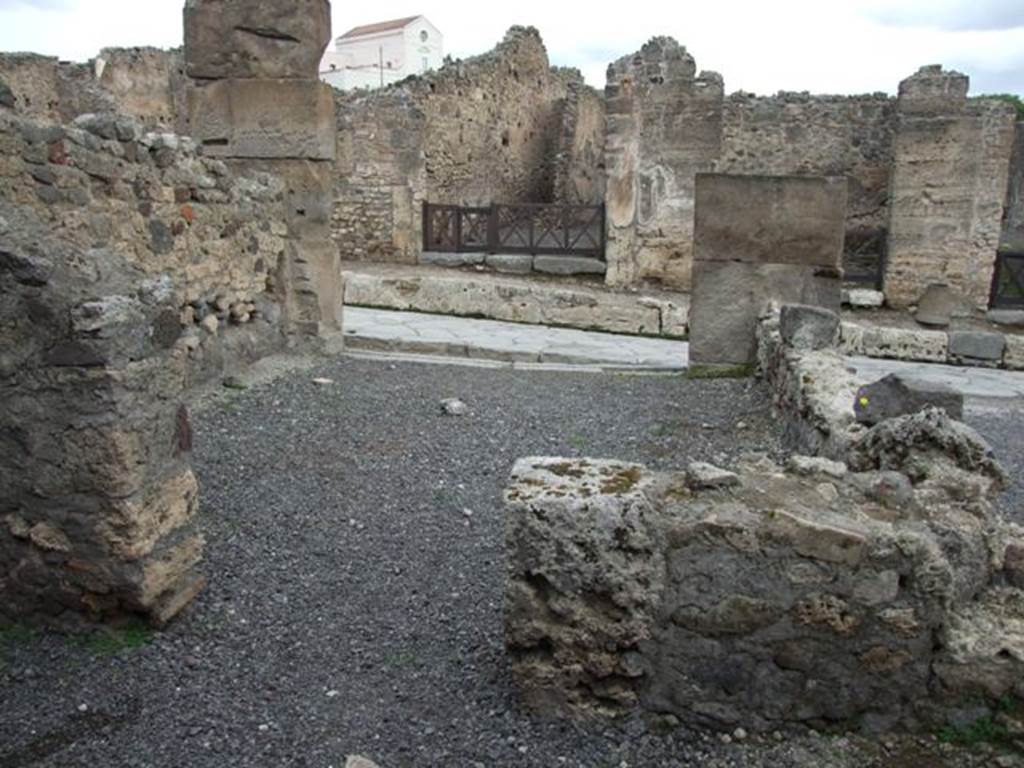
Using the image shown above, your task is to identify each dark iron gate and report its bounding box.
[423,202,605,260]
[990,251,1024,309]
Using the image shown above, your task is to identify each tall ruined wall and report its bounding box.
[605,39,724,289]
[884,66,1017,309]
[332,27,596,264]
[0,104,298,626]
[552,80,607,205]
[0,0,342,628]
[720,93,896,271]
[1000,122,1024,254]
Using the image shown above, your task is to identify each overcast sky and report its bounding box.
[0,0,1022,95]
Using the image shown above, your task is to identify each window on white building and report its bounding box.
[421,57,428,72]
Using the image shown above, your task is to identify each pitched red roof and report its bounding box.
[339,16,421,40]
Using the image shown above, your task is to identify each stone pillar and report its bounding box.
[688,173,846,372]
[183,0,342,335]
[884,66,1016,309]
[603,39,723,290]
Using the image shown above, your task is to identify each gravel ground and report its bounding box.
[965,405,1024,525]
[0,354,1016,768]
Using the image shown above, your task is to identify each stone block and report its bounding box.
[690,260,840,365]
[694,173,847,268]
[184,0,331,80]
[420,251,485,267]
[948,330,1006,363]
[854,373,964,425]
[842,288,885,309]
[915,283,960,327]
[186,79,336,160]
[779,303,840,351]
[485,253,533,274]
[1004,335,1024,370]
[986,310,1024,327]
[533,255,607,276]
[858,325,948,363]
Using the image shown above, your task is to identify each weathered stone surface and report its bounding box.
[947,330,1006,363]
[485,253,533,274]
[341,264,673,337]
[884,67,1015,308]
[505,457,663,714]
[691,261,841,365]
[915,283,960,327]
[694,174,847,268]
[505,453,1019,731]
[1004,334,1024,371]
[842,288,885,308]
[757,307,865,459]
[778,304,840,351]
[420,251,485,268]
[690,175,845,367]
[839,322,949,363]
[787,455,848,479]
[344,757,381,768]
[854,373,964,425]
[847,406,1008,495]
[686,462,739,489]
[186,79,336,160]
[604,39,723,290]
[183,0,331,80]
[533,255,606,276]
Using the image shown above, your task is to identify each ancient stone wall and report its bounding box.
[884,66,1017,309]
[720,93,896,272]
[604,39,724,289]
[1000,121,1024,254]
[0,0,343,628]
[505,432,1021,731]
[552,80,606,205]
[0,105,299,626]
[331,27,598,264]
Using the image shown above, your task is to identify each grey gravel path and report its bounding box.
[0,355,1013,768]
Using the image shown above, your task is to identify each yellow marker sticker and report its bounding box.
[859,396,869,407]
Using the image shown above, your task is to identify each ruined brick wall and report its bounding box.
[0,50,184,131]
[0,106,300,626]
[552,79,606,205]
[0,109,292,390]
[720,93,896,271]
[0,0,341,629]
[331,27,592,263]
[884,67,1017,309]
[604,39,724,289]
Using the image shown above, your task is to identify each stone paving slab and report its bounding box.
[340,307,689,370]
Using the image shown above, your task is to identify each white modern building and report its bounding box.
[319,15,443,91]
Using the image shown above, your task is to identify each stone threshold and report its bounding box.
[341,261,689,338]
[421,250,607,277]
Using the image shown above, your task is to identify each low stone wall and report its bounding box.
[840,320,1024,370]
[756,306,864,459]
[505,449,1021,732]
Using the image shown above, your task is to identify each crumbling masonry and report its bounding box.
[0,0,340,626]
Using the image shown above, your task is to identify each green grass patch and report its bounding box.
[937,698,1023,751]
[74,622,153,655]
[686,363,756,380]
